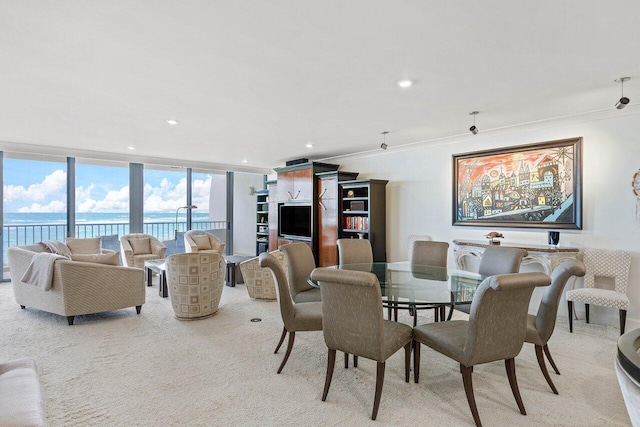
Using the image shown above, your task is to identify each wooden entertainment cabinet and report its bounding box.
[268,161,387,266]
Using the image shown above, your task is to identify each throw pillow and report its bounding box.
[66,237,101,254]
[130,237,151,255]
[192,234,212,250]
[71,252,121,266]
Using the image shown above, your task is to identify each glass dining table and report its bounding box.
[309,262,487,325]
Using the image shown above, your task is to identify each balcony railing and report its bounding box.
[2,220,227,261]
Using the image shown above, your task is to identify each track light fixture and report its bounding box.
[469,111,479,135]
[380,131,389,150]
[615,77,630,109]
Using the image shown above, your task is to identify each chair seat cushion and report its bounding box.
[381,320,413,361]
[524,313,544,346]
[291,301,323,331]
[413,320,468,364]
[566,288,630,309]
[71,252,121,266]
[130,238,151,255]
[294,288,322,303]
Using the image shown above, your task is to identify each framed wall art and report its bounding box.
[452,137,582,229]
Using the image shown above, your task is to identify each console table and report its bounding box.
[452,239,580,274]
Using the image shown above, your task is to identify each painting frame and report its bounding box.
[452,137,582,229]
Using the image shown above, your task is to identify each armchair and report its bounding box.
[120,233,167,268]
[184,230,225,254]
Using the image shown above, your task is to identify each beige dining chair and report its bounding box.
[259,252,323,373]
[525,259,585,394]
[452,246,528,317]
[311,267,413,421]
[280,242,322,303]
[413,272,551,427]
[337,238,373,265]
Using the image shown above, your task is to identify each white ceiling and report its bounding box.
[1,1,639,173]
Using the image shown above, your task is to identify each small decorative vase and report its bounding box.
[548,231,560,246]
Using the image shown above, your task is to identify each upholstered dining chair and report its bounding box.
[120,233,167,268]
[413,272,551,427]
[566,248,631,335]
[259,252,323,373]
[280,242,321,303]
[525,259,585,394]
[408,240,450,324]
[407,234,432,263]
[337,238,373,265]
[311,267,413,421]
[184,230,225,255]
[452,246,528,317]
[165,252,225,320]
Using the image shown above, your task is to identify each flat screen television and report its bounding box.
[279,204,312,238]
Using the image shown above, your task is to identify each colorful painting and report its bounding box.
[452,137,582,229]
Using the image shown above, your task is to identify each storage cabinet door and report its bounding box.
[292,168,313,201]
[277,172,295,202]
[318,197,338,266]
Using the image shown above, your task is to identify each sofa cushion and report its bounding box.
[192,234,212,250]
[130,238,151,255]
[66,237,101,254]
[71,252,121,266]
[0,358,46,427]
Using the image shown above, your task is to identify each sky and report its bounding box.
[3,158,214,213]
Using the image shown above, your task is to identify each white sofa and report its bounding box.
[8,243,145,325]
[0,358,46,426]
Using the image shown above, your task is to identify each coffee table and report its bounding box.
[144,259,168,297]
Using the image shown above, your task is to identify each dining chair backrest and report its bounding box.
[311,267,385,362]
[408,234,432,263]
[280,242,316,299]
[583,248,630,294]
[410,240,449,267]
[259,252,295,330]
[465,272,551,366]
[337,238,373,265]
[478,246,528,277]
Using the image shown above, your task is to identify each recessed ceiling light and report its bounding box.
[166,119,179,125]
[127,146,135,150]
[242,159,248,163]
[397,80,413,88]
[305,143,313,148]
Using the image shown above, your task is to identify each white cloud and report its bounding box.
[18,200,66,213]
[4,169,66,202]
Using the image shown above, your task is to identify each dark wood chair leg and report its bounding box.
[277,331,295,374]
[322,349,336,401]
[354,355,358,368]
[460,364,482,427]
[620,309,627,335]
[394,306,398,322]
[567,301,573,333]
[543,344,560,375]
[413,341,420,383]
[387,305,392,320]
[274,327,287,353]
[344,352,349,368]
[505,358,526,415]
[585,303,590,323]
[447,304,453,321]
[535,345,558,394]
[404,342,411,382]
[372,362,386,421]
[67,316,75,326]
[135,305,142,314]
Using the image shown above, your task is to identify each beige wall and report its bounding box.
[335,107,640,330]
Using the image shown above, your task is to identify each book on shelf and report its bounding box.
[344,216,368,230]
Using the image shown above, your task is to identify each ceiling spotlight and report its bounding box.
[127,146,135,150]
[242,159,248,163]
[397,80,413,88]
[469,111,479,135]
[380,131,389,150]
[615,77,630,109]
[305,142,313,148]
[166,119,179,125]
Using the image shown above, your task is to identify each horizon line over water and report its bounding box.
[4,212,213,225]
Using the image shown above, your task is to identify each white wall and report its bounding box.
[233,172,265,256]
[336,107,640,330]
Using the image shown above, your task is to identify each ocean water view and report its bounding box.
[4,211,211,225]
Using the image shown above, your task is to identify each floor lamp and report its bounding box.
[175,205,197,252]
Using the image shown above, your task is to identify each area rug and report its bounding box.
[0,280,631,426]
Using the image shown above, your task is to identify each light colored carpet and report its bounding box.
[0,280,631,426]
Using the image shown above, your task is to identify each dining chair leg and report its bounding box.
[535,345,558,394]
[387,305,392,320]
[620,309,627,335]
[372,362,386,421]
[277,331,295,374]
[460,364,482,427]
[585,304,590,323]
[274,327,287,353]
[354,355,358,367]
[505,358,526,415]
[446,304,453,321]
[322,349,336,401]
[543,344,560,375]
[404,342,411,382]
[567,301,573,333]
[413,341,421,383]
[413,310,418,327]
